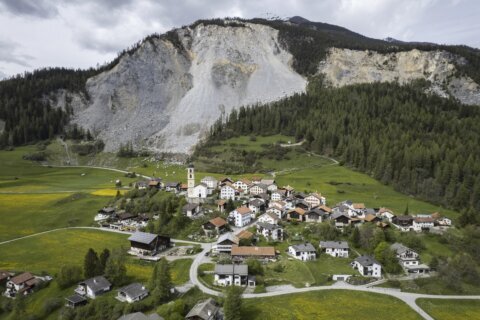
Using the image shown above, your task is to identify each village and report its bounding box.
[0,164,456,319]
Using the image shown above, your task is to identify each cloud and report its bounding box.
[0,39,33,67]
[0,70,8,80]
[0,0,58,18]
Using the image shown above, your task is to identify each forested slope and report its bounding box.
[197,78,480,219]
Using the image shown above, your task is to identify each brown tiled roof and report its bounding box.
[10,272,34,285]
[414,217,435,223]
[319,205,332,213]
[290,207,306,215]
[236,230,253,240]
[231,245,275,257]
[378,207,394,214]
[364,214,378,222]
[209,217,227,228]
[236,207,252,215]
[0,270,12,281]
[216,200,226,206]
[353,203,365,209]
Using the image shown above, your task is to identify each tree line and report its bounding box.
[198,78,480,219]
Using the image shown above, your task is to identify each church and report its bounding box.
[187,164,208,203]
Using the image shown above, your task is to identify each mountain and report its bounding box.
[1,17,480,153]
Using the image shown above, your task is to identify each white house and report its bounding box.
[230,207,253,227]
[257,212,280,225]
[212,233,238,254]
[75,276,112,299]
[201,176,218,189]
[267,184,278,192]
[220,185,236,200]
[257,222,284,241]
[271,190,286,201]
[4,272,39,298]
[288,243,317,261]
[352,256,382,277]
[192,183,208,199]
[304,193,326,208]
[117,283,149,303]
[319,241,350,258]
[413,216,435,231]
[248,199,265,215]
[213,264,255,287]
[249,184,268,195]
[390,243,420,268]
[233,179,251,192]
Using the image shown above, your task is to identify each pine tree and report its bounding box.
[84,248,99,278]
[152,258,172,304]
[104,249,127,285]
[350,226,360,248]
[98,249,111,274]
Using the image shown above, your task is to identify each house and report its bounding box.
[253,192,270,202]
[75,276,112,299]
[192,183,209,199]
[201,176,218,189]
[319,241,350,258]
[233,179,251,191]
[271,190,286,201]
[185,298,222,320]
[212,233,238,254]
[378,208,396,222]
[164,182,180,192]
[331,212,351,229]
[148,178,162,189]
[392,215,414,231]
[282,185,295,196]
[183,203,202,217]
[180,183,188,192]
[65,294,88,308]
[4,272,39,298]
[390,243,420,268]
[248,198,265,215]
[230,207,253,227]
[219,177,234,186]
[128,232,171,256]
[260,178,275,186]
[95,207,116,221]
[117,283,149,303]
[257,212,280,225]
[305,207,329,223]
[363,214,381,224]
[216,200,227,213]
[304,193,326,208]
[256,222,284,241]
[135,181,148,190]
[0,270,13,286]
[235,229,255,243]
[118,312,163,320]
[287,207,306,222]
[214,264,256,287]
[352,256,382,277]
[220,184,236,200]
[288,243,317,261]
[231,245,276,261]
[249,183,268,195]
[413,216,435,232]
[202,217,228,236]
[267,184,278,192]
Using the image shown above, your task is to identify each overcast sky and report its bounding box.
[0,0,479,79]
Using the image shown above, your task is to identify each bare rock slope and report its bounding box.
[319,48,480,105]
[73,22,306,153]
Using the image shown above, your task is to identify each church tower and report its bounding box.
[187,164,195,198]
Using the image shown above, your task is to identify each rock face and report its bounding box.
[318,48,480,105]
[72,22,307,153]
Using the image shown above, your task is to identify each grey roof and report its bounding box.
[249,199,264,207]
[320,241,349,249]
[118,283,149,300]
[260,179,275,185]
[118,312,163,320]
[217,233,238,245]
[81,276,111,294]
[307,208,328,217]
[183,203,199,211]
[354,255,380,267]
[65,294,87,304]
[201,176,217,182]
[185,298,220,320]
[253,183,268,190]
[330,212,350,220]
[214,264,248,276]
[291,243,316,252]
[128,232,158,245]
[257,222,281,231]
[165,181,180,187]
[391,243,414,255]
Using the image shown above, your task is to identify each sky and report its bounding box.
[0,0,479,79]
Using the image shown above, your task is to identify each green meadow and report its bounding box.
[416,299,480,320]
[243,290,423,320]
